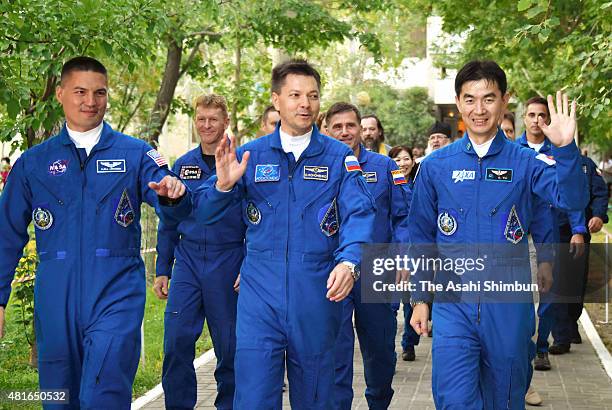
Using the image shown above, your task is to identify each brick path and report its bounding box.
[140,307,612,409]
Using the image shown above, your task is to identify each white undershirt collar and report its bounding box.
[67,122,103,156]
[279,126,312,161]
[527,141,545,153]
[468,136,494,158]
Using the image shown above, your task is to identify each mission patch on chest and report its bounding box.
[179,165,202,180]
[485,168,512,182]
[303,165,328,181]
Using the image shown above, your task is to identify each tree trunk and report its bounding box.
[148,37,183,147]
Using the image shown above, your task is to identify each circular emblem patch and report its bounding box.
[437,211,457,236]
[32,207,54,230]
[246,202,261,225]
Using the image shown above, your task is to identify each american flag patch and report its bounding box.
[344,155,362,172]
[391,169,407,185]
[146,149,168,167]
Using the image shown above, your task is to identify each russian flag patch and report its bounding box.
[391,169,407,185]
[344,155,362,172]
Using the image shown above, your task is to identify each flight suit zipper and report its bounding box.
[476,156,482,324]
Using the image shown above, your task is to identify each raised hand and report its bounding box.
[148,176,186,199]
[540,91,577,147]
[215,135,250,191]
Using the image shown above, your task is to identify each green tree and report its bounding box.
[327,80,435,147]
[0,0,166,150]
[429,0,611,152]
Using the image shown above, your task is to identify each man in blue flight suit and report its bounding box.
[408,60,588,409]
[0,56,188,409]
[550,153,609,352]
[325,102,410,410]
[153,94,245,410]
[515,96,586,371]
[183,59,376,409]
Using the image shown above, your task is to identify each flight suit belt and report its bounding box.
[179,238,244,251]
[37,248,141,261]
[246,248,334,263]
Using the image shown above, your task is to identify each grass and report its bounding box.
[0,285,212,409]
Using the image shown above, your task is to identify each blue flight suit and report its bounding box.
[515,133,586,354]
[408,129,587,409]
[156,146,246,409]
[552,155,609,344]
[186,125,376,409]
[333,146,411,410]
[0,122,190,409]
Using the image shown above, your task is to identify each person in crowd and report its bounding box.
[0,56,188,409]
[500,111,516,140]
[184,59,376,409]
[326,102,410,409]
[409,59,587,409]
[153,94,245,409]
[260,105,280,136]
[361,114,391,155]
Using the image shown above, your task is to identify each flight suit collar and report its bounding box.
[357,144,369,164]
[461,127,506,158]
[59,121,116,152]
[268,122,325,159]
[516,132,552,154]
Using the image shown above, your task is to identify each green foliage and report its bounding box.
[327,81,435,147]
[430,0,612,152]
[0,0,167,149]
[11,242,38,348]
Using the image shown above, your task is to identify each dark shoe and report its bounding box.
[570,331,582,344]
[549,343,571,355]
[402,346,416,361]
[534,352,551,371]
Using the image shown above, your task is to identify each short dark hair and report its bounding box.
[271,59,321,94]
[502,112,515,130]
[261,105,278,124]
[361,114,385,141]
[61,56,107,84]
[525,96,550,117]
[455,60,507,97]
[388,145,413,160]
[1,157,9,164]
[325,102,361,125]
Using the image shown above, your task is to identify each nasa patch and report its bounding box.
[32,207,53,230]
[48,159,69,176]
[437,210,457,236]
[318,198,339,237]
[179,165,203,180]
[114,189,135,228]
[504,205,524,244]
[255,164,280,182]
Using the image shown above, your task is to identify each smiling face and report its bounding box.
[455,79,509,141]
[56,70,108,132]
[272,74,320,136]
[392,149,414,177]
[328,110,361,152]
[195,106,229,148]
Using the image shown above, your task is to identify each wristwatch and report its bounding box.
[341,261,360,282]
[410,300,428,308]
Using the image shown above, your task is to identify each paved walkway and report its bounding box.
[140,308,612,409]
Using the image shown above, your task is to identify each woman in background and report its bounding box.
[389,145,420,361]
